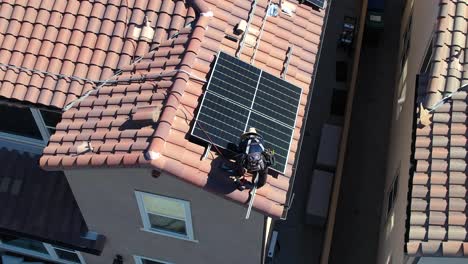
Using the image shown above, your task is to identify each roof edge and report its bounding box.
[151,155,283,218]
[145,2,210,161]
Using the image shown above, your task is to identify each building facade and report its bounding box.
[377,0,468,263]
[0,0,327,263]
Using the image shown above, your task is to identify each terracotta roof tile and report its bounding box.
[408,0,468,257]
[0,0,194,109]
[36,0,327,218]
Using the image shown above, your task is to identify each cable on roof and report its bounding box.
[0,62,99,85]
[63,56,145,111]
[429,87,467,112]
[63,69,125,111]
[103,69,207,84]
[63,69,206,111]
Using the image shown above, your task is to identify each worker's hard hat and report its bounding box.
[247,127,257,134]
[241,127,258,139]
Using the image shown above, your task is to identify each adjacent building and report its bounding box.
[376,0,468,263]
[0,0,327,263]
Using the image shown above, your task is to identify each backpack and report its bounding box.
[245,152,265,172]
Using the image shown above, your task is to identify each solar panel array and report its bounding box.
[303,0,327,9]
[191,52,302,173]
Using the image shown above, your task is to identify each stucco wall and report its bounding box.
[376,0,439,263]
[65,168,265,264]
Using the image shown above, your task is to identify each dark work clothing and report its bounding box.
[237,134,269,188]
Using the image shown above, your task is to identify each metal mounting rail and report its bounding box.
[250,0,273,65]
[245,172,259,219]
[202,143,212,160]
[236,0,258,58]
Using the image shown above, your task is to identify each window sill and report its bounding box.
[140,228,198,243]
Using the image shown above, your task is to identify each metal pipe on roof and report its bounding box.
[236,0,258,58]
[250,0,273,65]
[0,62,99,85]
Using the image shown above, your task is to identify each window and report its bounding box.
[0,104,62,152]
[0,104,42,139]
[134,255,173,264]
[39,109,62,135]
[135,191,195,241]
[401,14,412,70]
[2,237,48,254]
[385,253,392,264]
[51,245,84,263]
[387,169,400,217]
[395,9,413,119]
[420,37,434,75]
[0,235,85,264]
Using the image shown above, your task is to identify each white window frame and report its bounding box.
[0,239,86,264]
[30,108,52,141]
[135,191,196,242]
[134,255,173,264]
[0,106,58,153]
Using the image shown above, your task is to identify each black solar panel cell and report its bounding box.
[253,71,302,126]
[192,92,249,148]
[191,52,302,173]
[246,112,294,172]
[209,52,260,107]
[303,0,326,9]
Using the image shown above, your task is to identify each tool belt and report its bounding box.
[263,149,275,167]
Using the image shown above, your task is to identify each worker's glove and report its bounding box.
[263,149,275,167]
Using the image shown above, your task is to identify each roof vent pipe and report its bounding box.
[141,16,155,41]
[75,141,94,155]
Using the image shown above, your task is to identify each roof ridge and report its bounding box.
[145,2,212,161]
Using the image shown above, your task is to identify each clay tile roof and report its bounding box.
[38,0,327,219]
[408,0,468,257]
[0,0,196,109]
[0,148,104,254]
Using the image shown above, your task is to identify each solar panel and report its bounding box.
[253,71,302,126]
[191,52,302,173]
[246,113,295,172]
[207,52,260,108]
[303,0,327,9]
[192,92,250,148]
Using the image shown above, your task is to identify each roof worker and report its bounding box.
[234,127,275,191]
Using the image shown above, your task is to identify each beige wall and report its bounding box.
[376,1,439,263]
[65,168,265,264]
